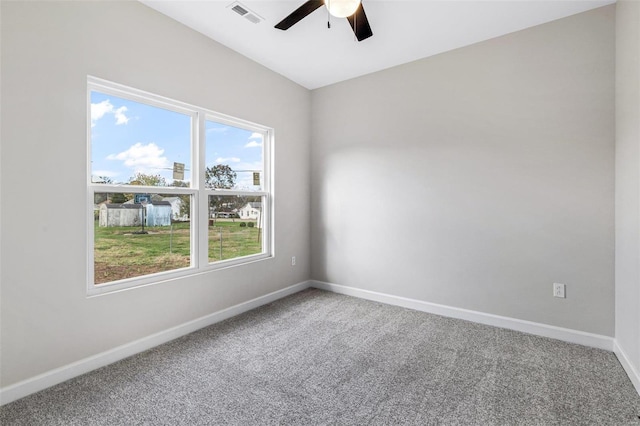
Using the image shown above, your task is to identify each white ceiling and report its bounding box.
[140,0,614,90]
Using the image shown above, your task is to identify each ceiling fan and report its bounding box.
[275,0,373,42]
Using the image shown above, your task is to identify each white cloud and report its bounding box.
[91,100,130,127]
[215,157,241,163]
[233,160,264,190]
[114,106,130,125]
[245,132,263,148]
[107,142,169,173]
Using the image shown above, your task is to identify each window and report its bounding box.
[205,119,266,262]
[88,77,272,294]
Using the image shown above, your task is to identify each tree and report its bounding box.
[94,193,108,204]
[94,176,113,184]
[93,174,169,206]
[205,165,237,223]
[205,165,236,189]
[129,173,166,187]
[110,192,130,203]
[93,177,114,204]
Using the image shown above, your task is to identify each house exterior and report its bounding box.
[99,201,172,227]
[161,196,187,221]
[239,202,261,220]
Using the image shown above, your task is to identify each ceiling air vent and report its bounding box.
[231,4,248,15]
[228,2,265,24]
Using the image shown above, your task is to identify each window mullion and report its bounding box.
[197,111,209,268]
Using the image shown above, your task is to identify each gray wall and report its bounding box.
[310,6,615,335]
[615,0,640,387]
[0,1,310,387]
[0,0,626,395]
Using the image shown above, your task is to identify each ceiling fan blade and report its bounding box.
[347,3,373,41]
[275,0,324,31]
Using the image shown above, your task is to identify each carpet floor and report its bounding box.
[1,288,639,425]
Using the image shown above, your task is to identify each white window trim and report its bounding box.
[87,76,274,296]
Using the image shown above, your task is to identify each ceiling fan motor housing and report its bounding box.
[325,0,361,18]
[275,0,372,42]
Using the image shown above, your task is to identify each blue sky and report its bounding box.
[90,91,263,190]
[205,121,264,190]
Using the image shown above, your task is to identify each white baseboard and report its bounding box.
[311,280,615,351]
[4,280,634,406]
[0,280,311,406]
[614,341,640,396]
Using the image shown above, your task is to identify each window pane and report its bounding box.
[208,195,263,262]
[91,91,192,187]
[94,192,191,284]
[205,120,264,191]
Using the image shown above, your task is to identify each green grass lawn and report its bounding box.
[94,220,261,284]
[208,220,262,262]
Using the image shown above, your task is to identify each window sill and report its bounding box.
[87,253,274,297]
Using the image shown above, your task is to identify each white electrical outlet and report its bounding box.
[553,283,566,298]
[291,256,296,266]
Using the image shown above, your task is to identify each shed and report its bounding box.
[145,201,172,226]
[99,201,172,227]
[99,203,142,227]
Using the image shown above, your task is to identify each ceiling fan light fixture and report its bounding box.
[324,0,361,18]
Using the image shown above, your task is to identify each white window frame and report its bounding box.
[87,76,273,296]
